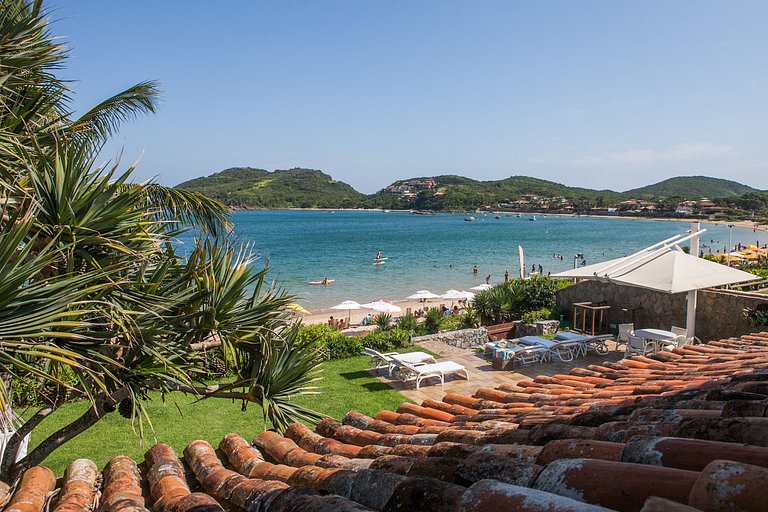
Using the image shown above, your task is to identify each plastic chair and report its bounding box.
[625,334,654,357]
[669,326,700,348]
[616,323,634,353]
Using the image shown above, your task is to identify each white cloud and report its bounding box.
[570,143,733,167]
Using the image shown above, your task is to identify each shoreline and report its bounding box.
[229,207,768,232]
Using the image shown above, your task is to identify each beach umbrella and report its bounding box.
[286,303,311,315]
[470,283,492,291]
[407,290,440,300]
[330,300,362,322]
[361,300,402,313]
[551,227,756,337]
[441,289,465,300]
[458,290,476,300]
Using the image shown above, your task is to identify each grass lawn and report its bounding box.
[23,355,411,475]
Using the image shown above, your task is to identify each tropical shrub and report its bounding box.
[396,313,418,332]
[459,306,480,329]
[473,277,560,325]
[374,313,393,331]
[424,308,444,334]
[0,1,323,481]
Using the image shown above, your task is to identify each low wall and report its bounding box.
[556,281,768,342]
[516,320,560,337]
[412,328,488,349]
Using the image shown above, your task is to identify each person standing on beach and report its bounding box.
[485,274,491,284]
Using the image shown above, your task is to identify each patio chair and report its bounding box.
[669,326,701,349]
[492,344,548,370]
[362,348,435,377]
[624,334,655,357]
[395,361,468,390]
[616,323,634,353]
[518,336,581,362]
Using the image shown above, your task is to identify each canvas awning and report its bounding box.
[552,229,757,336]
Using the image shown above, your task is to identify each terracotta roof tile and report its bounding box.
[14,331,768,511]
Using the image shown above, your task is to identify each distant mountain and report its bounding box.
[176,168,761,211]
[176,167,368,208]
[623,176,758,199]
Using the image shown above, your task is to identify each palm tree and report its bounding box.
[0,0,323,482]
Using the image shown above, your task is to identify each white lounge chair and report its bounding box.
[553,331,613,356]
[518,336,582,362]
[363,348,435,376]
[396,361,468,390]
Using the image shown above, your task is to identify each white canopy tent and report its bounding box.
[551,225,757,336]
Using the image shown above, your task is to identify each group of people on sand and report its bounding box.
[327,316,347,329]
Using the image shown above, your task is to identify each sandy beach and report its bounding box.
[301,297,459,328]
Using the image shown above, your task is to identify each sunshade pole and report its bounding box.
[685,222,701,337]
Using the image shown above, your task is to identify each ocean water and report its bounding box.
[183,210,762,310]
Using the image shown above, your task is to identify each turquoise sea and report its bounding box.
[192,210,763,310]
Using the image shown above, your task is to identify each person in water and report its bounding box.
[322,277,329,284]
[375,249,382,261]
[473,264,478,274]
[504,270,510,282]
[485,274,491,284]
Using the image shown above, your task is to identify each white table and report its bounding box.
[634,328,677,354]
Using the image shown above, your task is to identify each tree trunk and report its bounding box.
[2,386,129,484]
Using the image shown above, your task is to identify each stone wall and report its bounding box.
[412,328,488,349]
[516,320,560,337]
[556,281,768,341]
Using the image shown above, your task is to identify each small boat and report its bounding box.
[308,279,335,285]
[516,214,521,218]
[529,215,537,221]
[464,216,477,222]
[494,215,501,219]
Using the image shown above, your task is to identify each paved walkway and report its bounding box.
[372,339,624,404]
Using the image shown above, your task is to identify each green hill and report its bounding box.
[371,175,622,210]
[623,176,758,199]
[176,167,368,209]
[176,168,761,211]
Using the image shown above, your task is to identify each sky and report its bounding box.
[56,0,768,193]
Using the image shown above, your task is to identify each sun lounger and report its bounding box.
[395,361,468,390]
[518,335,583,362]
[363,348,435,376]
[553,331,613,355]
[493,344,548,369]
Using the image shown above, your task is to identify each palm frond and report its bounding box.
[65,81,161,149]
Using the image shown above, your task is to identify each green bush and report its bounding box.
[521,307,556,324]
[396,313,418,332]
[297,325,412,360]
[473,277,560,325]
[459,306,480,329]
[424,308,444,334]
[374,313,393,331]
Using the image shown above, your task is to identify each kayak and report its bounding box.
[308,280,335,285]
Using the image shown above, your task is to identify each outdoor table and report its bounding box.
[572,302,611,335]
[634,328,677,354]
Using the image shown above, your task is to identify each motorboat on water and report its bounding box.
[464,216,477,222]
[529,215,537,221]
